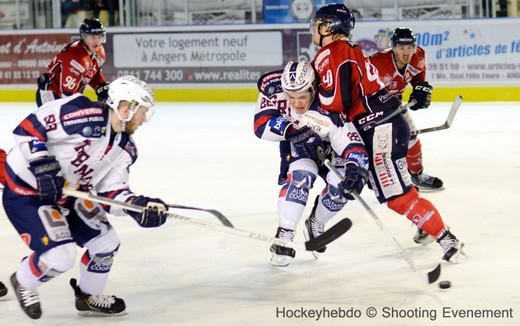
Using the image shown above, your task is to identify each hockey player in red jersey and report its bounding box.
[36,18,109,107]
[309,3,466,263]
[370,27,443,192]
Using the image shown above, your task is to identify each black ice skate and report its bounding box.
[437,230,468,263]
[411,171,444,192]
[10,273,42,319]
[303,196,327,259]
[0,281,7,298]
[270,227,296,267]
[413,227,435,245]
[70,278,126,316]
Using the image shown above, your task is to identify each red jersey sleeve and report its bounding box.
[314,40,385,120]
[410,46,427,86]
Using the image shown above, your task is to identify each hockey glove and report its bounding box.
[127,196,168,228]
[409,81,433,111]
[95,83,110,103]
[29,156,65,204]
[36,73,51,90]
[286,126,322,161]
[338,165,368,200]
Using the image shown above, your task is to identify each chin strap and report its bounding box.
[318,23,333,47]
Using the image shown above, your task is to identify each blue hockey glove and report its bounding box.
[286,126,322,161]
[338,165,368,200]
[29,156,65,204]
[409,81,433,111]
[127,196,168,228]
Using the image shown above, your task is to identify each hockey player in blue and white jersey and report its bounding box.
[254,60,369,267]
[2,75,168,319]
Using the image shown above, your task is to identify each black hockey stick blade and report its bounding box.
[427,263,442,284]
[304,218,352,251]
[167,204,234,228]
[412,95,463,136]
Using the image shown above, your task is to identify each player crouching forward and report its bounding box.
[2,76,168,319]
[254,60,369,267]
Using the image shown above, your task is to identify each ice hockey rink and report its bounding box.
[0,100,519,325]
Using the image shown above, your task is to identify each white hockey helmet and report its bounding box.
[106,75,155,122]
[281,60,316,94]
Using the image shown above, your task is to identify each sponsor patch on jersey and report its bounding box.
[268,116,290,136]
[70,59,86,73]
[61,99,107,137]
[62,107,103,121]
[407,64,420,75]
[314,49,331,71]
[257,70,283,96]
[29,139,48,154]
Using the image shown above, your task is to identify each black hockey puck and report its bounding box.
[439,281,451,289]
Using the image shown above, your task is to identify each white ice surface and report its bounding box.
[0,101,519,325]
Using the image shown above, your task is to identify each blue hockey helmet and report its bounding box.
[311,3,355,36]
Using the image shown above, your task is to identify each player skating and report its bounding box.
[2,75,168,319]
[36,18,109,107]
[370,27,443,192]
[255,60,369,266]
[309,4,466,263]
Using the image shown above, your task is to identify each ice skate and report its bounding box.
[411,171,444,192]
[270,227,296,267]
[70,278,127,316]
[413,227,435,245]
[437,230,468,263]
[10,273,42,319]
[303,196,327,259]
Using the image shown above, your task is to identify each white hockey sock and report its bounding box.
[16,257,45,290]
[314,196,338,226]
[277,199,306,230]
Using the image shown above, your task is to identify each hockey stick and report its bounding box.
[317,150,441,284]
[365,100,417,128]
[62,188,351,252]
[411,95,463,136]
[166,204,234,227]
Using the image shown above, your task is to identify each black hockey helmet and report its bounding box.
[311,4,355,36]
[79,18,106,42]
[391,27,416,47]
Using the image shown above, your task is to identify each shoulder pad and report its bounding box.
[257,69,283,96]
